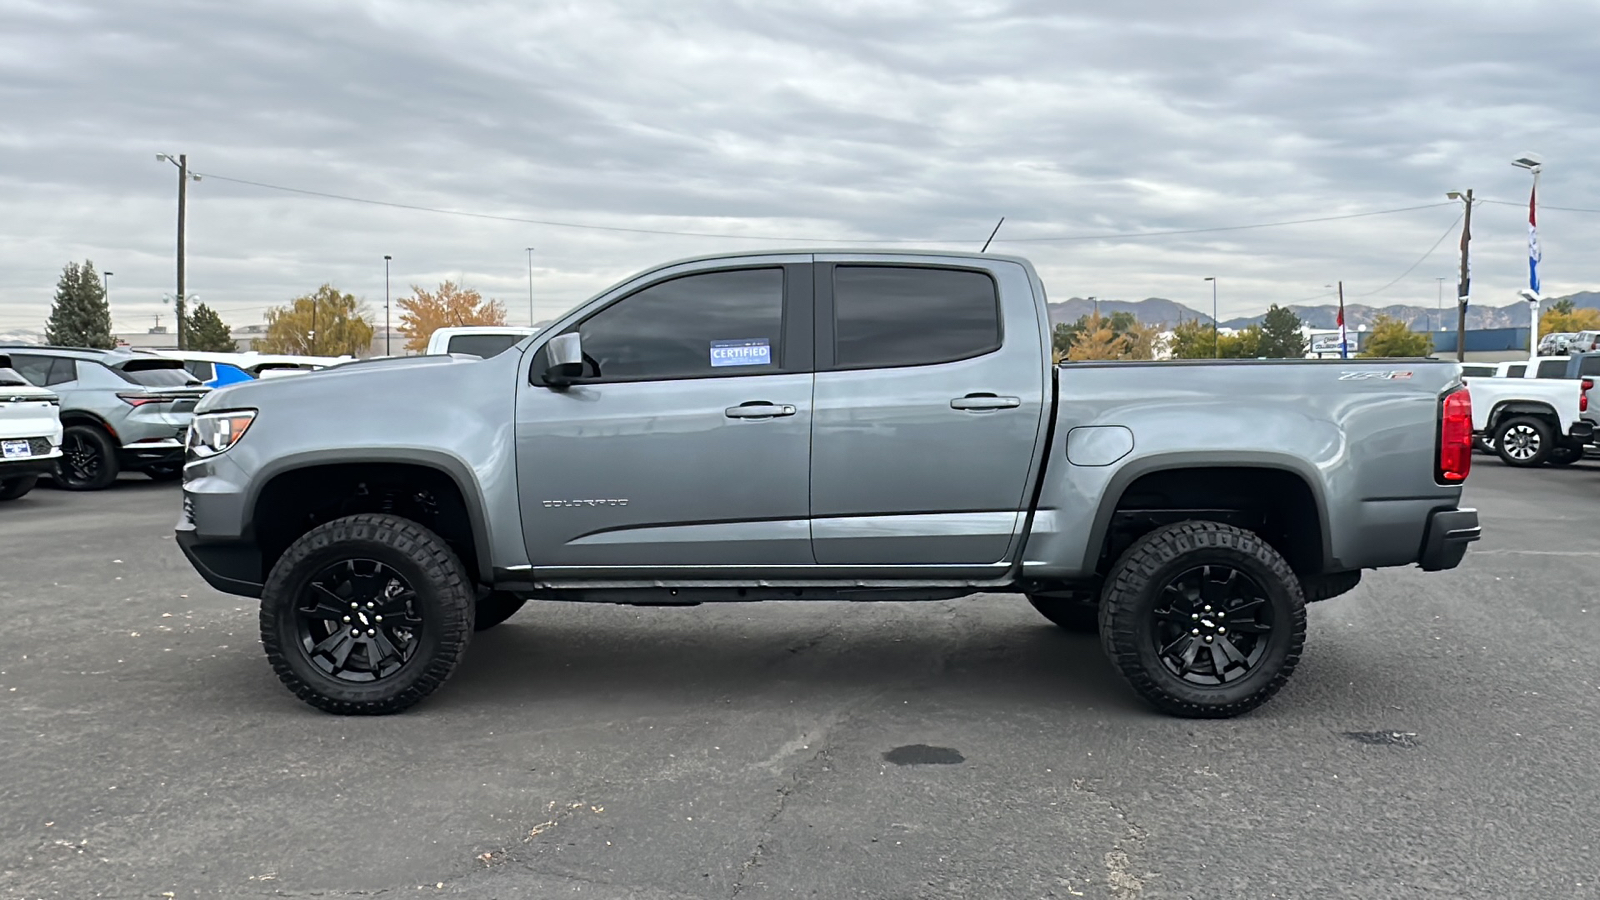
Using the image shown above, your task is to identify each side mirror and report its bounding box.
[542,332,584,388]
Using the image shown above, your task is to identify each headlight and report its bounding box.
[186,410,256,457]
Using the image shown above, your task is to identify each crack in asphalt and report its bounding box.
[1070,778,1153,900]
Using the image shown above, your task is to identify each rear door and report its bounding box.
[515,260,815,575]
[808,256,1048,572]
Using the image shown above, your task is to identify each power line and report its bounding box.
[1351,211,1464,298]
[1483,198,1600,214]
[192,168,1458,245]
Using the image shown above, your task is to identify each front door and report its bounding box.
[515,263,815,576]
[808,259,1047,570]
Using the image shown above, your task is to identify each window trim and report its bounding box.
[814,262,1004,372]
[534,263,813,386]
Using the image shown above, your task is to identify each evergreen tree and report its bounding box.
[186,303,237,352]
[1257,304,1308,358]
[44,260,114,349]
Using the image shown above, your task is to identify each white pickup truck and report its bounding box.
[1466,370,1594,466]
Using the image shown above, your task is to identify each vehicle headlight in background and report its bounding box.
[187,410,256,457]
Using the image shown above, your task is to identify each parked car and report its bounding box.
[1539,332,1575,356]
[178,250,1479,720]
[0,345,208,490]
[1466,374,1593,466]
[1517,351,1600,450]
[153,351,255,388]
[425,326,538,358]
[1569,331,1600,353]
[0,354,62,501]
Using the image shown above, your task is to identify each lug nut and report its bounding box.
[1191,613,1199,620]
[1216,611,1226,619]
[1204,635,1214,643]
[367,629,376,636]
[350,628,360,637]
[366,602,375,609]
[1192,628,1200,635]
[1218,627,1227,635]
[375,615,383,623]
[1203,605,1212,612]
[343,616,351,623]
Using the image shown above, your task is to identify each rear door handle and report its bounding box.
[725,402,797,419]
[951,393,1022,410]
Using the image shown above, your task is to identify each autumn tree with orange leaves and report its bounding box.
[396,281,509,352]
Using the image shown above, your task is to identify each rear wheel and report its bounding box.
[1099,521,1306,718]
[0,475,39,501]
[260,513,474,715]
[54,425,119,491]
[1494,416,1553,467]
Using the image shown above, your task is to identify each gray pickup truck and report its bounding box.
[177,251,1480,718]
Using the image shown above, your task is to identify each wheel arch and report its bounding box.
[1486,401,1558,434]
[1082,453,1332,578]
[248,450,495,585]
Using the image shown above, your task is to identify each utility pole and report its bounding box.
[157,153,200,350]
[384,255,393,356]
[525,247,535,327]
[1435,276,1444,333]
[1447,189,1474,362]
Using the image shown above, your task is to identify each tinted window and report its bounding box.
[447,334,525,358]
[575,268,785,381]
[114,362,200,386]
[833,266,1000,369]
[1506,364,1526,378]
[1582,356,1600,377]
[1536,359,1567,378]
[184,360,215,381]
[8,355,54,386]
[1460,365,1495,377]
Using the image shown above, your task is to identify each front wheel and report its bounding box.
[1099,521,1306,718]
[1494,416,1554,467]
[260,514,474,715]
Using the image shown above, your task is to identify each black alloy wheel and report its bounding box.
[54,425,119,491]
[294,559,425,683]
[1150,565,1273,686]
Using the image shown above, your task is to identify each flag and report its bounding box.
[1337,295,1348,359]
[1528,185,1541,294]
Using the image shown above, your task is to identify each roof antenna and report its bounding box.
[980,217,1005,253]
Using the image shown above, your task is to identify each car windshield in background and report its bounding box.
[114,363,200,387]
[446,334,525,358]
[0,367,31,387]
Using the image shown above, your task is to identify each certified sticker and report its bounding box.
[710,339,772,367]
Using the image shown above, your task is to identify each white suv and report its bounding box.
[0,354,63,501]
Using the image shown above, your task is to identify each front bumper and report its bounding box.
[1419,507,1480,572]
[175,527,264,598]
[0,454,59,479]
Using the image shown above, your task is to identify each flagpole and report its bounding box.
[1337,281,1348,359]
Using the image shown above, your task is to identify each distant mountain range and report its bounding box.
[1048,292,1600,332]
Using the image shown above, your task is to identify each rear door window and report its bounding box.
[1581,356,1600,377]
[830,266,1001,369]
[1505,364,1526,378]
[1535,359,1567,378]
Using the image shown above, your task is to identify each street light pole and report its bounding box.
[1513,154,1543,359]
[104,271,113,307]
[384,255,393,356]
[1446,189,1474,362]
[1435,276,1444,333]
[157,153,200,350]
[1204,277,1217,358]
[525,247,535,327]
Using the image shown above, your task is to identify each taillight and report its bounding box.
[1583,379,1593,413]
[1439,388,1472,483]
[118,393,174,407]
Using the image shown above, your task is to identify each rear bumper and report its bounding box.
[1419,507,1480,572]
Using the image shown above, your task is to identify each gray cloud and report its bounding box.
[1,0,1595,333]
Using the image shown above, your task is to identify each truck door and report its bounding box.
[809,257,1048,570]
[515,262,815,575]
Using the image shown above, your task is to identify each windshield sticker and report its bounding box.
[711,339,772,367]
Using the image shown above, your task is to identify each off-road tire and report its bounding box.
[475,590,527,632]
[0,475,39,501]
[54,424,119,491]
[1494,416,1554,467]
[260,514,474,715]
[1027,594,1100,633]
[1099,521,1307,719]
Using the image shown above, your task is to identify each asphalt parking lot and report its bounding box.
[4,458,1600,899]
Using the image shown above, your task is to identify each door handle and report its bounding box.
[725,402,797,419]
[951,393,1022,410]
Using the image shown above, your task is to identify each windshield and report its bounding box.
[446,333,526,358]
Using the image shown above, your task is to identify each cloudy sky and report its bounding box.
[3,0,1598,334]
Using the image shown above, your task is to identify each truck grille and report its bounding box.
[28,437,52,456]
